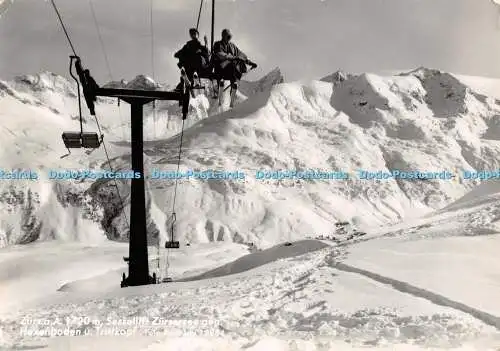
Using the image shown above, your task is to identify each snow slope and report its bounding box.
[0,240,250,315]
[454,74,500,100]
[1,237,500,350]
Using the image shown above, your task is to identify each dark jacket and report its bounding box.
[174,39,209,67]
[212,40,248,68]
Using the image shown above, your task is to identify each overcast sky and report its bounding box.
[0,0,500,84]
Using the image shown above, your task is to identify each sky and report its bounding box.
[0,0,500,84]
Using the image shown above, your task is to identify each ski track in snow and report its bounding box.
[332,262,500,331]
[1,245,500,350]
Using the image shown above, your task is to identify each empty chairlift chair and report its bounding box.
[62,131,102,149]
[61,131,102,158]
[165,213,180,249]
[165,241,180,249]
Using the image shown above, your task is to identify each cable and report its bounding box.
[149,0,158,140]
[196,0,204,31]
[171,119,186,214]
[84,1,129,228]
[88,0,126,141]
[150,0,156,81]
[88,0,112,82]
[93,114,130,229]
[163,119,186,280]
[165,242,170,279]
[149,0,161,276]
[50,0,78,56]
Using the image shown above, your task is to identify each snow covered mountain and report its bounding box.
[2,67,500,350]
[120,67,500,247]
[1,67,500,249]
[0,69,284,247]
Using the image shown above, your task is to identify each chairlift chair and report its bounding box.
[165,241,180,249]
[165,212,180,249]
[61,56,103,156]
[61,131,102,158]
[62,131,102,149]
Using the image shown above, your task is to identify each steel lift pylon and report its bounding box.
[62,56,189,287]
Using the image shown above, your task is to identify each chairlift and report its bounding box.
[48,1,193,289]
[165,241,180,249]
[165,212,180,249]
[61,56,103,157]
[62,131,102,149]
[179,2,257,103]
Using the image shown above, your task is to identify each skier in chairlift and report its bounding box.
[213,29,257,106]
[174,28,210,91]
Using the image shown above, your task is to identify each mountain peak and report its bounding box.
[125,75,160,90]
[261,67,285,84]
[320,70,355,85]
[238,67,284,97]
[102,79,128,89]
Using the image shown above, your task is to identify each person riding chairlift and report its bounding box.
[212,29,257,106]
[174,28,210,91]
